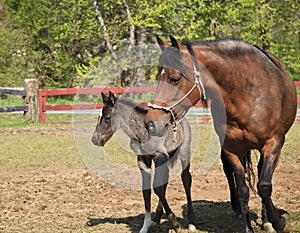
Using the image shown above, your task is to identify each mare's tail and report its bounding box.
[244,151,256,194]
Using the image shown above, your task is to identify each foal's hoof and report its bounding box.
[188,224,197,232]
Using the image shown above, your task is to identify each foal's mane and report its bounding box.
[117,97,148,115]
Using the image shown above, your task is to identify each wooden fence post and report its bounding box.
[23,79,38,121]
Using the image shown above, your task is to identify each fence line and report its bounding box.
[38,81,300,123]
[0,87,28,112]
[39,86,208,123]
[0,79,38,121]
[0,88,25,96]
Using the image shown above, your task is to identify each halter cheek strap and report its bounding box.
[148,61,206,127]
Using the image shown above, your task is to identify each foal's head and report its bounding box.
[91,92,118,146]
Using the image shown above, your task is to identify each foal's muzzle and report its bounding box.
[91,133,104,146]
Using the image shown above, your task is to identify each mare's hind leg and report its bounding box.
[153,154,180,232]
[257,138,287,232]
[257,154,276,232]
[137,155,153,233]
[221,149,242,216]
[181,164,196,231]
[222,148,254,233]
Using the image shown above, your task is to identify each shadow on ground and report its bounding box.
[86,200,259,232]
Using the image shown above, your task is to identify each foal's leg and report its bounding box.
[137,155,153,233]
[152,194,164,224]
[181,164,196,231]
[223,148,254,233]
[153,154,180,232]
[257,137,287,232]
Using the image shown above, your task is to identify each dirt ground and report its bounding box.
[0,127,299,233]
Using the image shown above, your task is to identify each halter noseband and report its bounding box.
[148,51,206,127]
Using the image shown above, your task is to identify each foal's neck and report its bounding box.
[115,99,147,140]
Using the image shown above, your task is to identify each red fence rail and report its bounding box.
[39,82,300,123]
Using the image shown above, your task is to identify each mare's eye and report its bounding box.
[169,76,180,85]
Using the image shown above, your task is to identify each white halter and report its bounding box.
[148,59,206,127]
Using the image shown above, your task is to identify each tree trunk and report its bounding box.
[122,0,135,50]
[93,0,118,62]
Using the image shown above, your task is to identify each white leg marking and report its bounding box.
[263,222,276,232]
[139,210,153,233]
[188,223,197,232]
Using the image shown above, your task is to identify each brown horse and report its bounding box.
[145,35,297,232]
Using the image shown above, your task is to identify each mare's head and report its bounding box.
[145,35,202,136]
[92,92,118,146]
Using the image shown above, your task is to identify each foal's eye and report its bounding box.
[104,115,111,122]
[169,76,180,85]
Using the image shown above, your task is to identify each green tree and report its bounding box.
[0,0,299,89]
[3,0,101,88]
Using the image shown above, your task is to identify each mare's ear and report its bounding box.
[101,92,109,103]
[170,35,179,49]
[156,35,169,51]
[170,35,188,53]
[108,91,116,104]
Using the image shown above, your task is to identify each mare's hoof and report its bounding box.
[266,213,289,233]
[173,222,181,233]
[276,212,289,233]
[262,222,276,232]
[188,224,197,232]
[167,212,181,231]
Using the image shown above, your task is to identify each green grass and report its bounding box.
[0,112,73,127]
[0,132,81,168]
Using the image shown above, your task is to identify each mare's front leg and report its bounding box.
[137,155,153,233]
[153,154,180,232]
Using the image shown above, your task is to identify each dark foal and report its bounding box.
[92,92,196,233]
[145,36,297,232]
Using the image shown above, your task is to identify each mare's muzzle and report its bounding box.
[147,120,169,136]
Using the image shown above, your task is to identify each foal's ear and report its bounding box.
[156,35,169,51]
[108,91,116,104]
[101,92,109,103]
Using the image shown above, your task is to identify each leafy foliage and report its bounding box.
[0,0,299,89]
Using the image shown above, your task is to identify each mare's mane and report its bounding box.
[161,38,285,73]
